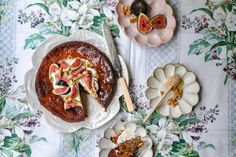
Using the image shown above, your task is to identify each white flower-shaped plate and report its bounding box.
[24,30,129,132]
[99,122,153,157]
[146,64,200,118]
[116,0,176,47]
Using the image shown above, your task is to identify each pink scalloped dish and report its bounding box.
[116,0,176,47]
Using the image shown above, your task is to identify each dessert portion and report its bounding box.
[35,41,116,122]
[99,122,153,157]
[119,0,167,33]
[108,137,144,157]
[108,129,143,157]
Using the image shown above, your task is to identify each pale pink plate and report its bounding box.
[116,0,176,47]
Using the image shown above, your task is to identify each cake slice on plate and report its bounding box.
[108,137,144,157]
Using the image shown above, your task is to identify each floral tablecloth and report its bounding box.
[0,0,236,157]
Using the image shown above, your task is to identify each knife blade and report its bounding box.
[102,22,134,112]
[102,22,122,77]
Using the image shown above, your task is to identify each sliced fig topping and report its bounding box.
[49,63,59,74]
[59,60,70,71]
[63,88,71,95]
[71,58,82,70]
[52,86,70,95]
[49,57,100,110]
[64,100,82,110]
[71,66,86,78]
[80,71,99,97]
[69,84,78,99]
[83,71,92,90]
[49,63,59,80]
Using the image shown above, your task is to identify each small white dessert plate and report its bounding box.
[99,122,153,157]
[24,30,129,132]
[146,64,200,118]
[116,0,176,47]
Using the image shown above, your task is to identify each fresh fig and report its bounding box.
[71,58,82,70]
[52,86,70,95]
[59,60,70,71]
[49,63,59,79]
[150,14,167,29]
[69,84,78,99]
[71,66,86,78]
[137,13,152,33]
[83,71,92,90]
[131,0,148,16]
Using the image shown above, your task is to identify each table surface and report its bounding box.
[0,0,236,157]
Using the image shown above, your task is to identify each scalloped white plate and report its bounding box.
[24,30,129,132]
[146,64,200,118]
[116,0,176,47]
[99,122,153,157]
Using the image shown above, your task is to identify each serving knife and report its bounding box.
[103,22,135,112]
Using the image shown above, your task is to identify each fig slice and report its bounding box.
[49,63,60,80]
[71,58,82,70]
[59,60,70,72]
[49,57,101,111]
[80,71,98,97]
[69,84,78,99]
[137,13,152,34]
[71,66,86,78]
[83,71,92,90]
[52,86,70,95]
[150,14,167,30]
